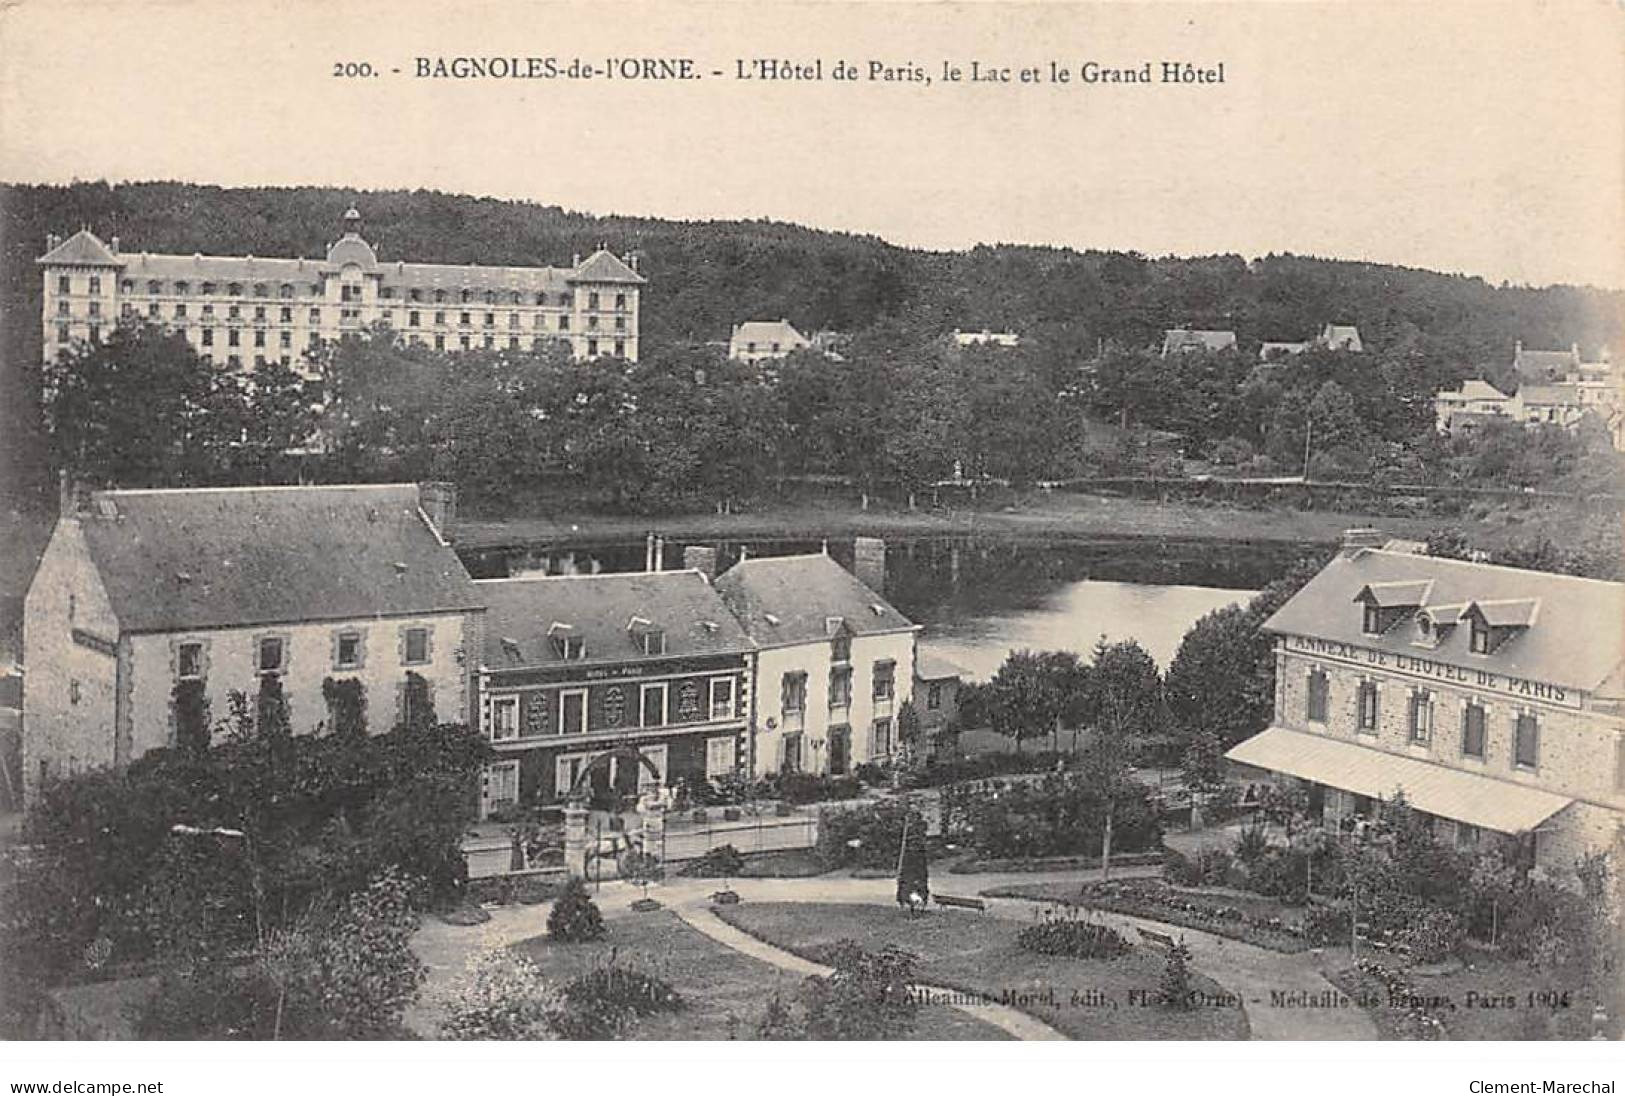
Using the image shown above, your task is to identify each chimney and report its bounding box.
[645,532,657,572]
[1341,527,1386,557]
[419,482,457,541]
[853,536,887,593]
[683,545,717,581]
[110,236,120,255]
[572,253,581,267]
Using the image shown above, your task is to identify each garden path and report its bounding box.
[411,863,1376,1040]
[669,903,1067,1041]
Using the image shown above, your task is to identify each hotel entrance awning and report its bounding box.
[1226,727,1572,834]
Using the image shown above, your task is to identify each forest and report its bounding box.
[4,180,1622,506]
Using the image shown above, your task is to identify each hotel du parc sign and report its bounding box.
[1284,634,1582,711]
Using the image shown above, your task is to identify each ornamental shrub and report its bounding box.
[439,948,561,1040]
[1016,910,1132,959]
[816,799,927,870]
[680,844,746,878]
[554,956,682,1038]
[959,773,1160,860]
[1397,908,1464,964]
[800,941,920,1040]
[896,828,929,911]
[1158,940,1194,1009]
[547,877,605,943]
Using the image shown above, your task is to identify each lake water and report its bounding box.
[472,533,1312,683]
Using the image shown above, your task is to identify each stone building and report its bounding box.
[21,483,482,804]
[714,545,919,777]
[472,567,755,817]
[37,206,644,376]
[1228,530,1625,884]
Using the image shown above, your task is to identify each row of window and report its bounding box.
[84,299,628,335]
[781,661,896,714]
[1304,670,1540,770]
[174,627,432,681]
[57,274,629,310]
[488,676,737,741]
[780,718,894,774]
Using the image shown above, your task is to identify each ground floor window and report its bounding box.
[481,760,520,818]
[872,718,893,759]
[1408,690,1434,744]
[706,736,736,779]
[782,732,803,773]
[1356,680,1379,733]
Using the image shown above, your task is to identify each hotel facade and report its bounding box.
[36,207,644,377]
[1228,531,1625,883]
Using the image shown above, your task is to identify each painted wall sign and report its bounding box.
[1285,634,1581,710]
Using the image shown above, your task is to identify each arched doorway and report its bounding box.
[565,741,665,806]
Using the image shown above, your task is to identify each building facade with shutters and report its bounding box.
[472,570,756,818]
[36,206,645,378]
[1227,531,1625,884]
[20,483,482,805]
[714,549,919,778]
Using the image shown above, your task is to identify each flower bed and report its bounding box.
[947,850,1165,875]
[985,879,1312,953]
[1326,961,1448,1040]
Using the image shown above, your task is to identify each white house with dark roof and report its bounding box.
[1434,378,1515,433]
[728,320,810,363]
[37,206,645,375]
[1227,530,1625,884]
[472,569,755,816]
[20,483,483,804]
[714,548,919,777]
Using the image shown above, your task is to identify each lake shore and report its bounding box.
[453,491,1559,552]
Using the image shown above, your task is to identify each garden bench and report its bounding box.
[1137,927,1177,950]
[934,893,986,912]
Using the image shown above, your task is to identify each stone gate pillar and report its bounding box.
[563,803,589,878]
[640,798,667,862]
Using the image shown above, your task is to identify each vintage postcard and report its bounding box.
[0,0,1621,1089]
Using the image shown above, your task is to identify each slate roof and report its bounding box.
[1320,324,1363,351]
[40,233,631,295]
[1259,341,1309,360]
[1514,346,1581,381]
[477,570,752,669]
[573,249,645,284]
[1439,380,1510,403]
[1519,384,1583,407]
[915,652,965,681]
[1263,548,1625,694]
[37,230,121,267]
[730,321,809,353]
[1161,329,1237,356]
[713,553,916,647]
[76,484,481,633]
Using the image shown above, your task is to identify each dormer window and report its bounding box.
[1354,580,1432,636]
[549,622,585,661]
[1470,621,1490,654]
[639,629,666,656]
[1464,599,1538,656]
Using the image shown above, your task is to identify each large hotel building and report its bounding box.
[36,207,644,376]
[1229,530,1625,883]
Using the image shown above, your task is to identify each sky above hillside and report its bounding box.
[1,1,1620,289]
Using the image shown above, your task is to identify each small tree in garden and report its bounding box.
[1469,849,1521,948]
[896,700,923,769]
[1158,940,1193,1009]
[321,677,367,737]
[440,947,561,1040]
[895,817,929,914]
[255,674,290,739]
[619,848,665,908]
[172,679,211,756]
[547,877,605,942]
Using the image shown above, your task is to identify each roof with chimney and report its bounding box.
[729,321,810,355]
[1513,343,1583,382]
[37,223,637,294]
[477,570,752,669]
[1161,328,1237,356]
[37,230,122,267]
[1263,547,1624,695]
[572,248,645,284]
[713,553,916,646]
[69,484,480,634]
